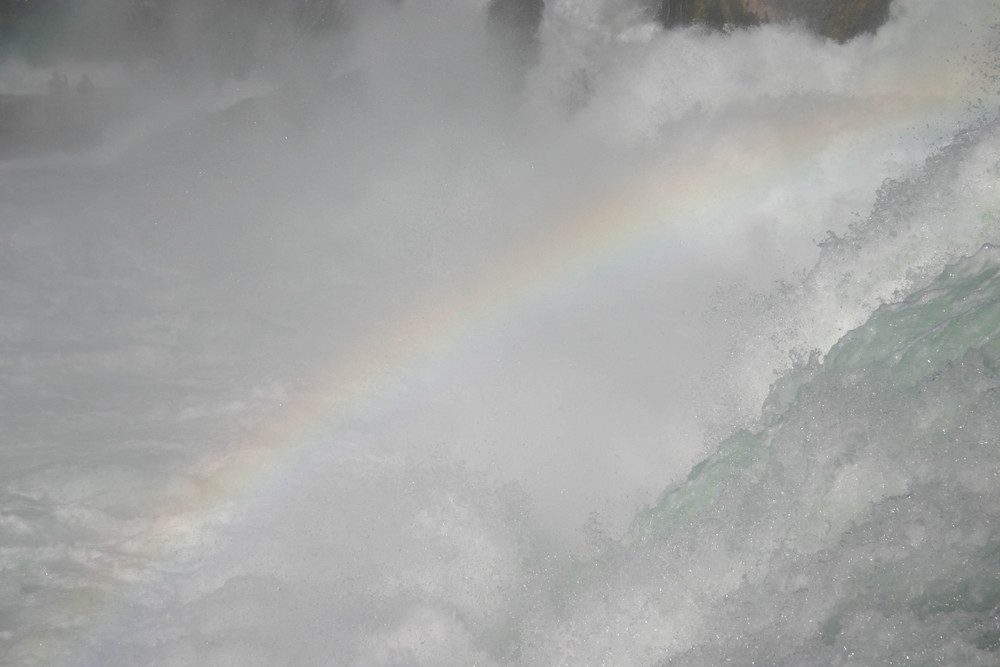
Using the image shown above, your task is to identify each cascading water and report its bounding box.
[1,0,999,665]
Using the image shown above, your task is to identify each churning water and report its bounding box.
[1,0,1000,665]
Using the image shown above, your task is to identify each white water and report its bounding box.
[1,1,999,665]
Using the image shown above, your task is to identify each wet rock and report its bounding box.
[485,0,894,48]
[656,0,894,41]
[821,0,893,42]
[657,0,761,30]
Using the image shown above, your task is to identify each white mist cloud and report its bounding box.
[2,0,999,664]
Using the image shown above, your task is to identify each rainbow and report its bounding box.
[63,74,982,665]
[168,92,941,513]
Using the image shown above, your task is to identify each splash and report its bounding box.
[70,86,982,666]
[6,1,998,664]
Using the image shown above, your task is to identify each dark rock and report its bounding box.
[657,0,760,30]
[655,0,894,41]
[822,0,892,42]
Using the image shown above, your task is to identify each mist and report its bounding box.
[2,0,999,664]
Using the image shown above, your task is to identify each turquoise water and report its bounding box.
[615,242,1000,664]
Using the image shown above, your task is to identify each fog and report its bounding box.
[2,0,999,664]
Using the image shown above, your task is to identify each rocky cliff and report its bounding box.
[657,0,893,40]
[488,0,895,44]
[820,0,893,42]
[656,0,761,30]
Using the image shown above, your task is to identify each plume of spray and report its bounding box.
[28,0,993,543]
[2,0,999,663]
